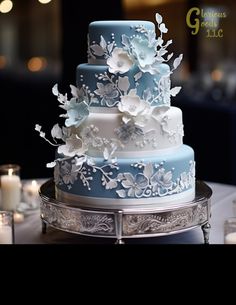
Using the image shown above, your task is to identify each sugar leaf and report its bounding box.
[70,85,78,98]
[159,23,168,33]
[116,189,126,198]
[103,147,109,161]
[35,124,41,132]
[105,179,118,190]
[155,13,163,24]
[121,34,130,48]
[167,53,174,61]
[173,54,183,70]
[134,71,142,82]
[51,124,63,139]
[170,86,181,96]
[52,84,58,96]
[143,163,154,179]
[107,42,115,54]
[46,162,56,168]
[100,35,107,49]
[90,44,105,56]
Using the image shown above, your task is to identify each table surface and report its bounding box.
[12,180,236,244]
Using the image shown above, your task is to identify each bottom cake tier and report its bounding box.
[54,144,195,208]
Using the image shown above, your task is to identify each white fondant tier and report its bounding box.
[77,106,183,157]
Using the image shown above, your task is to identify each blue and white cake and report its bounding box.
[36,13,195,208]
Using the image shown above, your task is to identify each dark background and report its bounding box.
[1,0,236,184]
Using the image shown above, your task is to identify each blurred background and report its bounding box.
[0,0,236,184]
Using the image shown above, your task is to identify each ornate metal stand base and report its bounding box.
[39,180,212,244]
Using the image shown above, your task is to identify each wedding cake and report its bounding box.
[36,13,195,209]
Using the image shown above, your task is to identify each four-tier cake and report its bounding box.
[36,13,195,209]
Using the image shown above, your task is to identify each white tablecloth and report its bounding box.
[14,181,236,244]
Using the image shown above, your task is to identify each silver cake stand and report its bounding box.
[39,180,212,244]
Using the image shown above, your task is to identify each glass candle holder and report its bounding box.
[0,164,21,211]
[224,217,236,244]
[22,180,40,210]
[0,211,14,244]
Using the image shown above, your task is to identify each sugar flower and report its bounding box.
[64,98,89,128]
[115,122,143,144]
[58,134,87,157]
[150,168,173,191]
[130,36,156,72]
[107,47,133,74]
[118,90,151,127]
[118,91,147,117]
[121,173,149,197]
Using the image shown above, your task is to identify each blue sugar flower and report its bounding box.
[65,98,89,128]
[131,37,156,71]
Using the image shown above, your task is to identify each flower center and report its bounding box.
[117,61,124,67]
[139,52,146,60]
[128,105,137,112]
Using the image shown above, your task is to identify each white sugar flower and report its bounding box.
[107,47,133,74]
[121,173,149,197]
[118,92,147,117]
[58,134,87,157]
[150,168,173,192]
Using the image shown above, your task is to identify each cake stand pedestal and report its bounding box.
[39,180,212,244]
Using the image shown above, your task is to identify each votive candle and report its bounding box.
[1,167,21,211]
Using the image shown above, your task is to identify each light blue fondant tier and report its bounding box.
[89,20,155,49]
[76,63,170,107]
[55,145,195,202]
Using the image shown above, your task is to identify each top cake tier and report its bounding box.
[88,20,155,64]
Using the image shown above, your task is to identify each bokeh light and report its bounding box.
[27,57,47,72]
[0,0,13,13]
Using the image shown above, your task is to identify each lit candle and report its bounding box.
[25,180,39,196]
[0,213,13,244]
[1,168,21,211]
[13,211,24,223]
[23,180,40,209]
[225,232,236,244]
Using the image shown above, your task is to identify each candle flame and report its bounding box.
[8,168,13,176]
[211,69,223,82]
[32,180,38,187]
